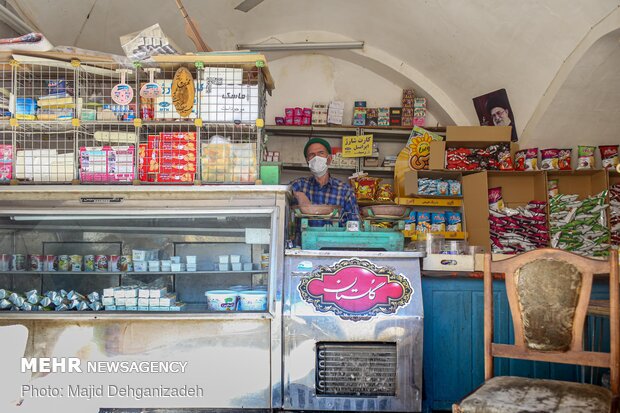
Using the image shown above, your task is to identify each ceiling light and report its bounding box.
[236,41,364,52]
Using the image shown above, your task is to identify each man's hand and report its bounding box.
[294,191,311,205]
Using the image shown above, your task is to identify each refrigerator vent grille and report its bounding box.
[315,342,397,397]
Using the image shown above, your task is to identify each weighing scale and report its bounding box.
[295,207,408,251]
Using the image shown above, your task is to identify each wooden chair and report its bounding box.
[453,248,619,413]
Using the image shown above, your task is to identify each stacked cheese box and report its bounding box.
[0,144,12,182]
[102,286,185,311]
[15,149,75,182]
[139,132,196,183]
[327,101,344,125]
[79,146,135,183]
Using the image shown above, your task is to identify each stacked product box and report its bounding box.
[140,132,197,183]
[311,103,327,125]
[414,97,427,127]
[389,107,402,126]
[401,89,415,127]
[352,101,366,126]
[201,141,257,183]
[79,146,135,183]
[327,101,344,125]
[378,107,390,126]
[0,144,12,182]
[102,286,184,311]
[202,84,260,123]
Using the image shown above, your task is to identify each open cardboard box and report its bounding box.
[547,170,608,200]
[463,170,548,252]
[429,126,514,170]
[401,170,462,197]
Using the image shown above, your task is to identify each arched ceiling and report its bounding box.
[8,0,620,144]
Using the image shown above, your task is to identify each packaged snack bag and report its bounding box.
[577,146,596,170]
[488,187,505,211]
[541,148,560,170]
[558,148,572,170]
[600,145,619,169]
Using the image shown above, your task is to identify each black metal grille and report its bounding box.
[316,342,397,397]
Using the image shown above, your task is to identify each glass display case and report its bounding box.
[0,212,273,313]
[0,185,288,411]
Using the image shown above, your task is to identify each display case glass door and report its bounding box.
[0,209,275,313]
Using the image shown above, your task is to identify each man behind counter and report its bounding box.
[290,138,360,226]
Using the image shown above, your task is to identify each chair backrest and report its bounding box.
[483,248,619,396]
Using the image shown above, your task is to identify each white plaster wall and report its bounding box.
[265,53,438,127]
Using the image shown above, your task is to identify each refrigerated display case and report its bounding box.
[0,185,287,412]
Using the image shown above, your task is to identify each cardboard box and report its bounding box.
[423,254,474,271]
[463,170,548,252]
[402,170,462,197]
[547,170,608,200]
[429,126,513,170]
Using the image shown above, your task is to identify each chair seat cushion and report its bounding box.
[458,376,611,413]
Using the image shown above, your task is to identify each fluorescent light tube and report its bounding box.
[237,41,364,52]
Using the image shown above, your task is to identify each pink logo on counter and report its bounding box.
[298,258,413,321]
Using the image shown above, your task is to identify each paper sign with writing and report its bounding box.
[342,134,373,158]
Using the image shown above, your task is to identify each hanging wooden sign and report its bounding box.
[171,66,195,117]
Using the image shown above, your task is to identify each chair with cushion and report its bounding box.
[453,248,619,413]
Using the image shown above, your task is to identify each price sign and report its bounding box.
[342,134,373,158]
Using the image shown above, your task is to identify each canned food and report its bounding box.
[28,255,44,272]
[83,255,95,272]
[69,255,83,272]
[58,255,70,271]
[0,254,10,271]
[95,255,108,272]
[11,254,26,271]
[109,255,120,272]
[119,255,133,272]
[45,255,58,271]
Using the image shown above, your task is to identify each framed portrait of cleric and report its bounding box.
[472,88,518,142]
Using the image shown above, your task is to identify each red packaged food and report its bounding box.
[600,145,619,169]
[558,148,572,170]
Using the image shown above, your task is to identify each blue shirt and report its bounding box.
[290,175,360,226]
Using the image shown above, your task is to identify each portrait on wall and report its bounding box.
[472,88,518,142]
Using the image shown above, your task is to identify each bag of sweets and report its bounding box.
[488,187,505,211]
[515,148,539,171]
[600,145,619,169]
[541,148,560,170]
[577,146,596,170]
[558,148,572,170]
[445,211,462,232]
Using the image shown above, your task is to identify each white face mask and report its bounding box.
[308,155,328,177]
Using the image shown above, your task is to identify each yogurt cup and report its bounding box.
[237,290,267,311]
[205,290,237,311]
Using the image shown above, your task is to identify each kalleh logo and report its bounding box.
[298,258,412,321]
